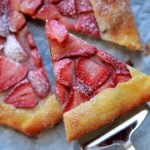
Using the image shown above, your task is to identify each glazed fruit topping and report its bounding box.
[54,58,73,86]
[57,0,76,17]
[5,80,38,108]
[75,58,111,94]
[0,55,27,92]
[63,86,90,112]
[36,4,61,20]
[46,20,68,43]
[30,49,43,68]
[75,13,100,38]
[28,68,50,98]
[20,0,43,16]
[76,0,93,14]
[46,20,131,112]
[9,11,26,32]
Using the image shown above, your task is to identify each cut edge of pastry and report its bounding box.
[64,67,150,141]
[0,94,62,136]
[89,0,142,51]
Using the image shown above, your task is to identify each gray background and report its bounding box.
[0,0,150,149]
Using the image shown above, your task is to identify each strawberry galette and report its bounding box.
[8,0,141,50]
[46,20,150,141]
[0,1,62,136]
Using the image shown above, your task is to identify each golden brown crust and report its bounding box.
[89,0,142,50]
[64,67,150,141]
[0,94,62,136]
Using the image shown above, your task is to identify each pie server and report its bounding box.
[78,104,149,150]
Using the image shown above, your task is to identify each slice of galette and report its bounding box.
[17,0,142,50]
[46,20,150,141]
[0,1,62,136]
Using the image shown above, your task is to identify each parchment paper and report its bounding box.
[0,0,150,150]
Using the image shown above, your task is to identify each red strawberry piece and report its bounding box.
[76,0,93,14]
[0,55,27,92]
[9,11,26,32]
[35,4,61,21]
[55,81,70,105]
[75,58,111,94]
[26,32,36,49]
[57,0,76,17]
[9,0,22,11]
[30,49,42,68]
[0,37,5,51]
[75,13,100,38]
[28,68,50,98]
[0,0,9,37]
[4,34,28,62]
[20,0,43,16]
[93,78,115,96]
[114,74,131,84]
[54,59,73,86]
[5,80,38,108]
[49,0,61,3]
[49,34,97,60]
[46,19,68,43]
[17,26,33,55]
[97,50,131,82]
[63,87,89,112]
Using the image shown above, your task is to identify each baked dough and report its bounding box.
[64,67,150,141]
[89,0,142,50]
[0,94,62,136]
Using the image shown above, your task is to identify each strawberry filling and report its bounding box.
[0,3,51,109]
[46,20,131,112]
[5,80,38,108]
[0,55,27,92]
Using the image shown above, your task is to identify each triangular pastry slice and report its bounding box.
[46,20,150,141]
[14,0,142,50]
[0,1,62,136]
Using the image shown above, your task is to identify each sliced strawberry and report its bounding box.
[30,49,42,68]
[28,68,50,98]
[57,0,76,17]
[0,0,9,37]
[9,11,26,32]
[0,37,5,51]
[63,87,89,112]
[93,78,115,96]
[20,0,43,16]
[35,4,61,20]
[76,0,93,14]
[48,33,97,60]
[46,19,68,43]
[55,81,70,105]
[5,80,38,108]
[0,55,27,92]
[54,59,73,86]
[76,58,111,94]
[9,0,22,11]
[49,0,61,3]
[97,50,131,82]
[17,26,33,55]
[75,13,100,38]
[26,32,36,49]
[4,34,28,62]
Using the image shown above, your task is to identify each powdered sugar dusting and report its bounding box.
[28,69,50,98]
[0,0,9,37]
[4,35,28,62]
[57,0,76,17]
[76,0,93,14]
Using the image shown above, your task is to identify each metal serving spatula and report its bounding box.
[79,104,149,150]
